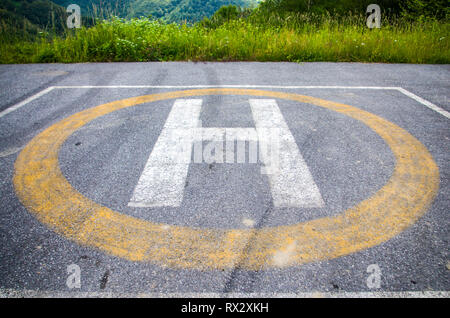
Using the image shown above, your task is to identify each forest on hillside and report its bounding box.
[0,0,67,35]
[0,0,260,34]
[2,0,448,34]
[50,0,260,22]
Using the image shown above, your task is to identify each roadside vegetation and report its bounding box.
[0,0,448,64]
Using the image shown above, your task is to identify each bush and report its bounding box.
[402,0,449,21]
[0,3,449,64]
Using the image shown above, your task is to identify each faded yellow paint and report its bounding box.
[13,89,439,270]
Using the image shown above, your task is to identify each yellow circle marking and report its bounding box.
[13,89,439,270]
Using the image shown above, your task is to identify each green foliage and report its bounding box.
[51,0,131,18]
[402,0,449,21]
[1,15,448,64]
[129,0,258,23]
[257,0,405,15]
[0,0,98,42]
[200,5,253,28]
[257,0,449,20]
[0,0,448,64]
[0,0,67,39]
[50,0,260,22]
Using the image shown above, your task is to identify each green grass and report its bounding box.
[0,14,449,64]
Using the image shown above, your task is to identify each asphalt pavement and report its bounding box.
[0,62,448,296]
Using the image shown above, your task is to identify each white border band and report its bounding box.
[1,85,448,119]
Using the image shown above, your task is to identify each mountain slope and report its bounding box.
[51,0,260,22]
[128,0,259,22]
[0,0,67,34]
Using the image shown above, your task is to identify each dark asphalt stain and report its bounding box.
[100,270,110,290]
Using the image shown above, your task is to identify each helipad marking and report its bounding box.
[129,98,323,208]
[198,127,258,164]
[13,89,440,270]
[128,99,202,207]
[250,99,324,207]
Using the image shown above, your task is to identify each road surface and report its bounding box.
[0,62,448,297]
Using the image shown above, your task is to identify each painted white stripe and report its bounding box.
[0,146,23,158]
[129,99,323,208]
[194,128,258,142]
[193,127,259,164]
[397,87,450,119]
[249,99,324,208]
[0,86,54,118]
[129,125,260,207]
[3,86,447,120]
[1,288,447,298]
[54,85,402,90]
[128,99,202,207]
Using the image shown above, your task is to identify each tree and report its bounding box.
[402,0,449,20]
[257,0,408,16]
